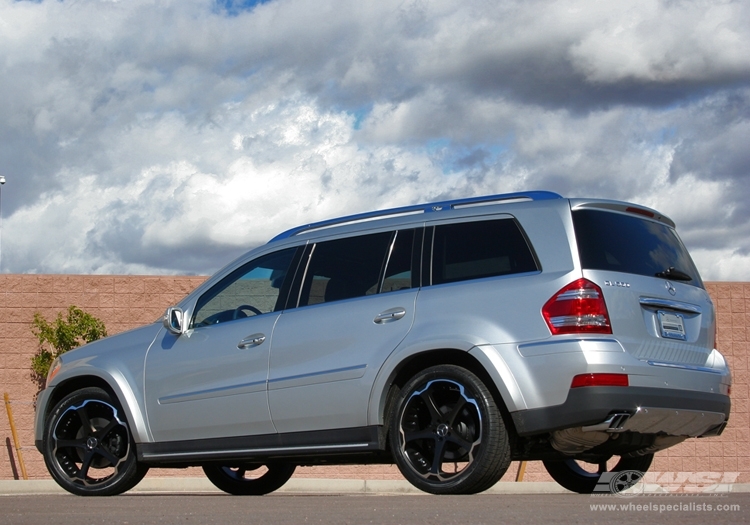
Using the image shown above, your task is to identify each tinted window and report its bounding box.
[381,229,417,293]
[298,232,393,306]
[431,219,538,285]
[573,209,703,286]
[193,247,297,327]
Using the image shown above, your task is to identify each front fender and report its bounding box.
[35,323,162,445]
[36,365,152,445]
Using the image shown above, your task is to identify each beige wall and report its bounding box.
[1,275,747,483]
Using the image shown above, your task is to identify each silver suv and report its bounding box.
[35,191,731,496]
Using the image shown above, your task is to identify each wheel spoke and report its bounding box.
[79,451,95,480]
[95,446,121,468]
[55,438,87,450]
[76,406,94,433]
[445,433,474,452]
[429,438,448,475]
[444,396,467,426]
[403,429,437,444]
[95,419,120,439]
[419,388,443,424]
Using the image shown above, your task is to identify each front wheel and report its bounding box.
[202,463,296,495]
[543,454,654,494]
[389,365,511,494]
[42,387,148,496]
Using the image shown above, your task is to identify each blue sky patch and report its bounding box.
[215,0,272,17]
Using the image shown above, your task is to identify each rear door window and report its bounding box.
[430,218,538,285]
[572,209,703,287]
[381,229,419,293]
[297,232,393,307]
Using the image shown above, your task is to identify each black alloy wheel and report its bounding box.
[202,463,297,495]
[543,454,654,494]
[42,387,148,496]
[389,365,511,494]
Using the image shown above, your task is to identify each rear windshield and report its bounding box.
[572,209,703,287]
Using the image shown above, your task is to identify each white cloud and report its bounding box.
[0,0,749,280]
[3,95,469,273]
[691,248,750,282]
[569,0,750,84]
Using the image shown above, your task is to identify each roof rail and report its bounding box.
[268,191,562,243]
[269,191,562,242]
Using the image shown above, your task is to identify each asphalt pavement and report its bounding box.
[1,492,748,525]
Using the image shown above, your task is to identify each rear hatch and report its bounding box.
[570,201,714,367]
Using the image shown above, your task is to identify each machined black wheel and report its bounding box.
[42,387,148,496]
[543,454,654,494]
[389,365,511,494]
[203,463,296,495]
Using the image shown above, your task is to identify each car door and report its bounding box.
[268,229,420,434]
[144,247,299,442]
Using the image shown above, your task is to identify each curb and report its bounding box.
[0,478,568,496]
[2,479,749,496]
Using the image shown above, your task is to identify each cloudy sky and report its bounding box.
[0,0,749,279]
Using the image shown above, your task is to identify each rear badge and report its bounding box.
[658,310,686,340]
[604,280,630,288]
[665,280,676,296]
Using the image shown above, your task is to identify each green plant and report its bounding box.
[30,305,108,385]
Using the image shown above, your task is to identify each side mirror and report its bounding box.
[163,307,184,335]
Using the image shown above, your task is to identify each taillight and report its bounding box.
[542,278,612,335]
[713,322,718,351]
[571,373,628,388]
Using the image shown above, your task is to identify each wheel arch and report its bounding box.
[41,372,150,444]
[370,348,521,444]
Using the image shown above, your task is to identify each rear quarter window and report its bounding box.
[431,218,538,285]
[572,209,703,287]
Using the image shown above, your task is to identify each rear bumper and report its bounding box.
[511,386,730,437]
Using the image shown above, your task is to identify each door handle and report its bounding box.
[374,307,407,324]
[238,333,266,349]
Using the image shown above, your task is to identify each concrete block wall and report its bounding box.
[0,274,206,481]
[1,276,747,484]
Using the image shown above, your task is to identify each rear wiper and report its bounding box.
[655,267,693,281]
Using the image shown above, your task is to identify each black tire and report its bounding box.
[42,387,148,496]
[543,454,654,494]
[203,463,296,495]
[389,365,511,494]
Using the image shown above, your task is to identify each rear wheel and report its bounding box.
[42,387,148,496]
[543,454,654,494]
[389,365,511,494]
[202,463,296,495]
